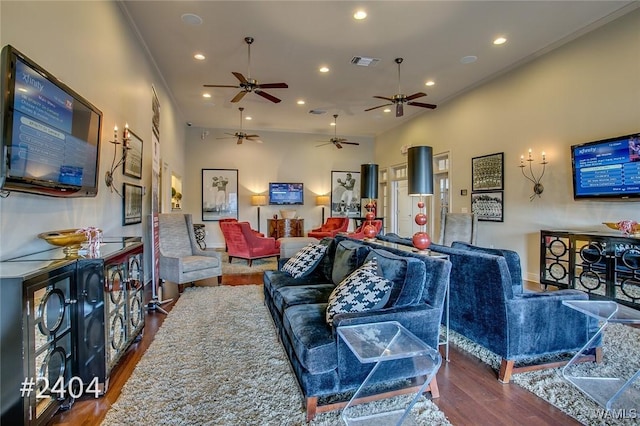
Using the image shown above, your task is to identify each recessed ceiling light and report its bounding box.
[330,122,336,126]
[354,10,367,20]
[383,108,391,113]
[319,66,330,73]
[425,80,435,87]
[245,116,252,120]
[493,37,507,45]
[202,93,211,98]
[297,100,305,105]
[181,13,202,25]
[460,55,478,64]
[194,53,205,60]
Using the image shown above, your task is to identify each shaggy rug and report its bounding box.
[220,252,278,275]
[101,285,451,425]
[448,325,640,425]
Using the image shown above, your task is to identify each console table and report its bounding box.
[540,229,640,310]
[267,218,304,239]
[0,238,144,425]
[337,321,441,425]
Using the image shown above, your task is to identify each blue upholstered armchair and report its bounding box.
[439,242,602,382]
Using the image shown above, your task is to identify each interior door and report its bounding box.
[396,181,415,237]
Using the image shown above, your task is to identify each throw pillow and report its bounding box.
[325,259,393,326]
[282,243,328,278]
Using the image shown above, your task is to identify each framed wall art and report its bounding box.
[123,129,143,179]
[202,168,238,221]
[472,152,504,191]
[471,191,504,222]
[123,183,143,225]
[330,170,361,217]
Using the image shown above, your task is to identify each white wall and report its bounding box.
[182,127,374,248]
[0,1,186,280]
[375,9,640,281]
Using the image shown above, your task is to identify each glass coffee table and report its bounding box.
[561,300,640,410]
[337,321,441,425]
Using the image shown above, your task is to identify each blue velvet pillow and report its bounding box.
[451,241,523,293]
[331,240,370,285]
[326,259,393,326]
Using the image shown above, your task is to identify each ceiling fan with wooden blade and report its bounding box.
[216,107,262,144]
[316,115,359,149]
[365,58,437,117]
[204,37,288,103]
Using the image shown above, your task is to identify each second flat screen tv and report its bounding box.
[571,132,640,200]
[269,182,304,205]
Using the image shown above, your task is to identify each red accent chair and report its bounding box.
[346,219,383,240]
[220,221,280,266]
[307,217,350,239]
[219,218,264,237]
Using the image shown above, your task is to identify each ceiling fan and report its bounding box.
[365,58,437,117]
[316,115,359,149]
[217,107,262,144]
[204,36,288,104]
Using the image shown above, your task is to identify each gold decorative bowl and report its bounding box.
[38,229,97,253]
[603,222,640,237]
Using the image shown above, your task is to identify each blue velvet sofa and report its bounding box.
[263,235,452,420]
[377,234,602,383]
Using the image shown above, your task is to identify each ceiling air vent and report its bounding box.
[351,56,380,67]
[308,109,326,115]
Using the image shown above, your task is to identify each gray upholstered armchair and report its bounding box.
[158,213,222,286]
[438,208,478,246]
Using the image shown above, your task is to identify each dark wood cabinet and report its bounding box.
[267,218,304,239]
[0,238,143,425]
[540,229,640,310]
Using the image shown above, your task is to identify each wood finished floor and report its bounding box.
[50,276,579,425]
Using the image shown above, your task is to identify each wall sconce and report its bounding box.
[408,146,434,252]
[251,194,267,232]
[316,195,330,223]
[519,148,548,201]
[105,123,130,196]
[360,163,379,240]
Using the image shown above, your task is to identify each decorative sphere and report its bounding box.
[412,232,431,250]
[363,224,377,239]
[414,212,427,226]
[417,201,425,208]
[365,212,375,221]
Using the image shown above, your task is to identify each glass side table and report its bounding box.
[337,321,442,425]
[561,300,640,410]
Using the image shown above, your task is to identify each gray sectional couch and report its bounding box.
[263,235,452,421]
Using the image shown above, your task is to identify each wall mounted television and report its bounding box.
[571,132,640,200]
[269,182,304,205]
[0,45,102,197]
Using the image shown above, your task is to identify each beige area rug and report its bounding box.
[101,285,451,425]
[220,252,278,275]
[448,324,640,425]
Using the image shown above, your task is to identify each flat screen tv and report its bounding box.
[269,182,304,205]
[571,132,640,200]
[0,45,102,197]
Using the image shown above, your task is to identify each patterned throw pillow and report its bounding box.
[325,259,393,326]
[282,243,328,278]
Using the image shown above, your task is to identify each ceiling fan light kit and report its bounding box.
[365,57,437,117]
[204,36,288,104]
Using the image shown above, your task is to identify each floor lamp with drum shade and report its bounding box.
[408,146,434,252]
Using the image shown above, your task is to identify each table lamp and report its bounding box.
[360,163,379,240]
[316,195,330,223]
